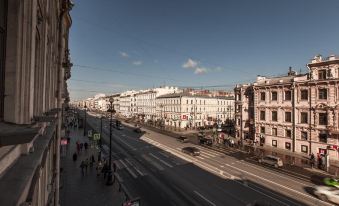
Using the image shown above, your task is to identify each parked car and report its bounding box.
[324,178,339,188]
[314,186,339,204]
[258,155,283,168]
[177,135,189,143]
[199,137,212,146]
[181,147,200,156]
[117,125,124,130]
[134,128,142,133]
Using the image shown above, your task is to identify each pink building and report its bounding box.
[235,55,339,160]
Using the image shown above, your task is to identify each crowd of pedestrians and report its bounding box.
[65,112,117,183]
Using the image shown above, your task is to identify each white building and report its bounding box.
[135,86,180,122]
[119,90,137,117]
[156,92,235,129]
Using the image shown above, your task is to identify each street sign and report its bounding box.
[93,133,101,141]
[88,130,93,138]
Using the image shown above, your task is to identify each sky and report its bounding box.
[69,0,339,100]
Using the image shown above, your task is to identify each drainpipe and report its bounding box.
[306,64,312,155]
[56,2,72,205]
[292,81,296,152]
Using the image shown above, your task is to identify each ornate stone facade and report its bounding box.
[235,55,339,160]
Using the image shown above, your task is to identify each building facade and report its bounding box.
[135,86,180,122]
[156,93,235,129]
[0,0,72,206]
[235,55,339,160]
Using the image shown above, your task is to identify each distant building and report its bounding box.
[119,90,137,117]
[156,92,234,129]
[135,86,180,122]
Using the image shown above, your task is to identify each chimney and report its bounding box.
[288,67,296,76]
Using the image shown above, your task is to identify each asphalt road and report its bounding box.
[82,111,333,206]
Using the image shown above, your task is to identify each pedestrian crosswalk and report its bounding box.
[114,151,185,179]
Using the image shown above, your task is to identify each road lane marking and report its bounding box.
[224,163,333,206]
[119,159,138,178]
[142,154,164,171]
[193,191,216,206]
[149,153,173,168]
[116,137,137,151]
[125,158,145,176]
[196,156,205,160]
[237,161,313,187]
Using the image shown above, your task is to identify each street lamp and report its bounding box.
[107,97,115,185]
[83,103,87,136]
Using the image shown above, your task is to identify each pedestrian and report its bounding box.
[90,155,95,168]
[80,161,86,176]
[84,142,88,150]
[84,158,89,173]
[310,153,315,168]
[102,162,109,179]
[80,143,83,152]
[113,162,117,172]
[97,151,102,162]
[72,152,77,162]
[76,142,80,154]
[96,161,103,176]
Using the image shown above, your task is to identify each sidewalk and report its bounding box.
[60,127,125,206]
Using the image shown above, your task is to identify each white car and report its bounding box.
[314,186,339,204]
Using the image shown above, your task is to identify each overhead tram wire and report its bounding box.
[73,64,182,82]
[75,17,255,76]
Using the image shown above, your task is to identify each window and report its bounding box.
[319,131,327,143]
[191,100,193,104]
[271,91,277,101]
[260,126,265,134]
[301,145,308,153]
[318,89,327,100]
[186,100,188,104]
[301,90,308,100]
[300,112,308,124]
[272,140,277,147]
[319,113,327,125]
[318,70,326,80]
[301,131,308,140]
[285,91,291,101]
[260,92,265,101]
[260,111,265,121]
[285,129,291,138]
[272,128,277,136]
[285,112,291,122]
[204,100,206,105]
[285,142,291,150]
[272,111,277,121]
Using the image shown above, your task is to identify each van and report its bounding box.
[258,155,283,168]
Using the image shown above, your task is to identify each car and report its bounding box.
[199,137,212,146]
[134,128,142,133]
[177,136,189,143]
[258,155,283,168]
[324,178,339,188]
[117,125,124,130]
[314,186,339,204]
[181,147,200,156]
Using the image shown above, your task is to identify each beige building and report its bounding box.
[235,55,339,160]
[156,93,234,129]
[0,0,72,205]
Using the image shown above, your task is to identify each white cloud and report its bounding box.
[182,58,223,75]
[132,61,142,66]
[182,58,198,69]
[119,51,129,58]
[194,67,208,75]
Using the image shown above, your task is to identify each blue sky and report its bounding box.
[69,0,339,100]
